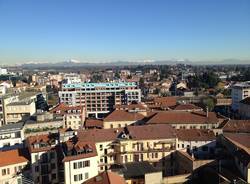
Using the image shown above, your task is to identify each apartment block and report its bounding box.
[59,82,141,118]
[26,134,59,184]
[0,122,25,150]
[50,103,85,130]
[61,139,98,184]
[231,81,250,111]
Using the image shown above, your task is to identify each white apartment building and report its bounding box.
[0,122,24,150]
[0,68,7,75]
[62,140,98,184]
[59,82,141,118]
[231,81,250,111]
[63,73,82,84]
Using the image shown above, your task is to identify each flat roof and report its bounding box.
[0,122,24,133]
[62,82,137,89]
[110,161,161,179]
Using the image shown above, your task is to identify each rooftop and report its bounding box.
[62,82,137,89]
[221,119,250,133]
[0,148,29,167]
[104,110,145,122]
[50,103,83,115]
[176,129,215,141]
[26,133,58,153]
[0,122,24,134]
[83,171,126,184]
[110,161,161,180]
[146,111,218,125]
[62,139,97,162]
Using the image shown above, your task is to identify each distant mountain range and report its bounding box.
[19,58,250,68]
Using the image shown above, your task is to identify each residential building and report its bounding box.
[146,111,221,129]
[0,148,30,184]
[63,73,82,84]
[26,134,59,184]
[0,122,24,150]
[77,124,177,175]
[0,68,7,75]
[24,112,64,136]
[103,110,145,129]
[61,139,98,184]
[176,129,216,159]
[231,81,250,111]
[239,97,250,119]
[59,82,141,118]
[218,133,250,183]
[50,103,85,130]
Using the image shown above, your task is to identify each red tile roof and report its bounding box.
[26,134,57,153]
[104,110,145,122]
[154,97,177,107]
[83,171,126,184]
[176,129,215,141]
[85,119,103,129]
[50,103,83,115]
[146,111,218,125]
[222,120,250,133]
[224,133,250,154]
[77,124,176,143]
[0,149,29,167]
[63,140,97,162]
[172,104,202,111]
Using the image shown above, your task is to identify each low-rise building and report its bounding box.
[50,103,85,130]
[24,112,63,136]
[146,111,220,129]
[0,122,24,150]
[103,110,145,129]
[0,148,30,184]
[176,129,216,159]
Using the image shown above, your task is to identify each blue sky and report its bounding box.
[0,0,250,64]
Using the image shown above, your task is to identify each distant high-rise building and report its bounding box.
[59,82,141,118]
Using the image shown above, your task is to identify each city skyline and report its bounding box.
[0,0,250,64]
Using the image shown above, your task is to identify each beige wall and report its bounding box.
[0,162,28,184]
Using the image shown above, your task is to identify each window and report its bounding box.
[73,162,77,169]
[2,169,7,176]
[155,152,158,158]
[74,175,78,182]
[85,172,89,179]
[84,160,90,167]
[110,124,113,128]
[78,161,83,168]
[79,174,83,181]
[52,173,57,180]
[182,144,184,148]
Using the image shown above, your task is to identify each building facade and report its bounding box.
[231,81,250,111]
[59,82,141,118]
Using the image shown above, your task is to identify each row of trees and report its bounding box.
[187,72,220,89]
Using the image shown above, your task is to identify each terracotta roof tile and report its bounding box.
[85,119,103,129]
[104,110,145,122]
[146,111,218,125]
[172,104,202,111]
[50,103,83,115]
[176,129,215,141]
[0,149,29,167]
[83,171,126,184]
[222,120,250,133]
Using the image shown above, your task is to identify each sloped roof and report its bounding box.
[83,171,126,184]
[104,110,144,122]
[176,129,215,141]
[0,149,29,167]
[146,111,218,125]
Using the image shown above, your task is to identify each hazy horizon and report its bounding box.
[0,0,250,64]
